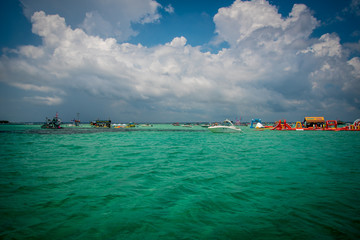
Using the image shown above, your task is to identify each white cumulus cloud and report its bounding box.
[20,0,163,41]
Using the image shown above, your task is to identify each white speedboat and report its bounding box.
[208,119,242,133]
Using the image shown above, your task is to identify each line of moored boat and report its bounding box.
[40,113,360,132]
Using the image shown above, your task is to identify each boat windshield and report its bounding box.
[223,120,234,126]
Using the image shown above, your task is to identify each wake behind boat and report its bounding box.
[208,119,242,133]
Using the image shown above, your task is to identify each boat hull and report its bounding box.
[208,126,242,133]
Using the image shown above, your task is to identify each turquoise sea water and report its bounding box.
[1,124,360,239]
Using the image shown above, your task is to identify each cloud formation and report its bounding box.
[20,0,162,41]
[1,0,359,121]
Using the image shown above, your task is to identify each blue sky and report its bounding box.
[0,0,360,123]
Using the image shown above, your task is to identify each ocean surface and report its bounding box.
[1,124,360,239]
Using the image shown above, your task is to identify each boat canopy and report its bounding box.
[303,117,325,128]
[304,117,325,123]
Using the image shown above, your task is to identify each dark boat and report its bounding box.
[41,113,62,129]
[72,113,81,126]
[90,120,111,128]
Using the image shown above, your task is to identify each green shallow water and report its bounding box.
[1,124,360,239]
